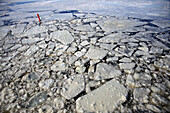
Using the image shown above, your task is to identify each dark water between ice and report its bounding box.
[0,0,170,25]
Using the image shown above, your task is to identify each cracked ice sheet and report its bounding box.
[76,79,128,112]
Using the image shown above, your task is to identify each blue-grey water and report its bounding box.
[0,0,170,25]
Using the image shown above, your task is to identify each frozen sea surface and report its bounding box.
[0,1,170,113]
[0,0,170,25]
